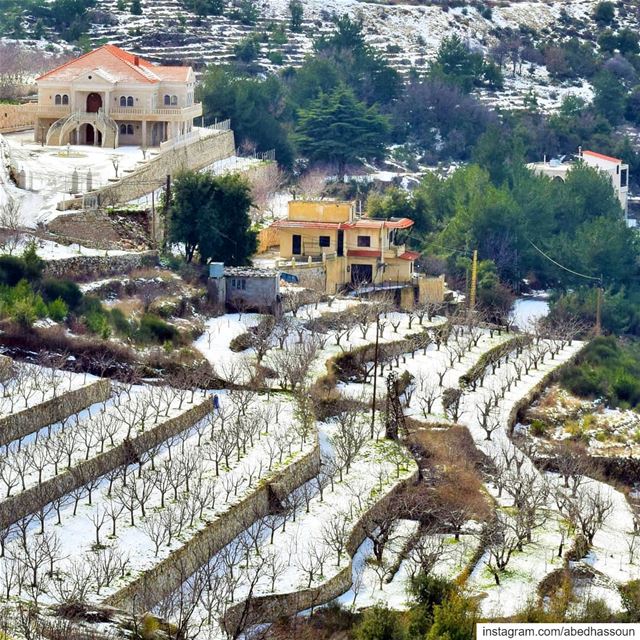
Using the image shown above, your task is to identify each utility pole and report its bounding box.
[469,249,478,310]
[370,311,380,440]
[163,174,171,250]
[151,188,156,249]
[595,282,603,336]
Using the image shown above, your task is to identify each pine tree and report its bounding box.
[294,86,389,178]
[130,0,142,15]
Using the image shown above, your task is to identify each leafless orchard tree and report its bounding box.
[322,511,350,567]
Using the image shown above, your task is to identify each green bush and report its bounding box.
[410,573,456,613]
[41,279,83,310]
[427,593,477,640]
[530,419,548,436]
[47,298,68,322]
[21,242,44,281]
[85,311,111,339]
[355,606,403,640]
[0,256,26,287]
[11,298,38,328]
[620,580,640,621]
[560,336,640,408]
[138,313,177,344]
[110,308,132,336]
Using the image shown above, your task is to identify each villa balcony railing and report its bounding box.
[23,103,202,121]
[276,252,337,268]
[109,104,203,119]
[23,104,71,118]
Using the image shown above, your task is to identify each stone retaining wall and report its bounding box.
[0,105,34,134]
[42,251,158,281]
[104,436,322,612]
[506,343,585,435]
[91,130,235,207]
[0,397,211,530]
[0,377,111,447]
[222,464,419,634]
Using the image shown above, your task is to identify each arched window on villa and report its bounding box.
[127,124,134,135]
[54,94,61,105]
[164,95,170,106]
[120,96,127,107]
[120,124,127,135]
[62,95,69,105]
[170,95,178,106]
[127,96,134,107]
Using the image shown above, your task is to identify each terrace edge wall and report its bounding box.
[222,464,420,633]
[0,396,211,529]
[104,435,322,612]
[0,377,111,447]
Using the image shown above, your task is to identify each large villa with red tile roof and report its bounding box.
[29,44,202,148]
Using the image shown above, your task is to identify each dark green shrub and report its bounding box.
[85,311,111,338]
[41,279,83,310]
[0,256,26,287]
[110,308,132,336]
[21,243,44,281]
[410,573,456,613]
[355,606,403,640]
[138,314,177,344]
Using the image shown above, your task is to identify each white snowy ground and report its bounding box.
[1,131,149,227]
[183,415,417,637]
[0,362,95,420]
[457,340,640,616]
[336,524,478,612]
[0,385,202,499]
[337,328,511,413]
[0,127,250,230]
[0,390,312,605]
[512,297,550,332]
[193,298,370,385]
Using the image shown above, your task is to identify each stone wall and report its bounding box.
[0,397,211,530]
[46,210,143,250]
[506,343,585,435]
[0,105,34,134]
[0,378,111,447]
[42,251,158,282]
[91,130,235,207]
[104,437,322,612]
[222,465,419,634]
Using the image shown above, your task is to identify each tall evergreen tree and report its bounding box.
[169,171,256,265]
[294,86,389,177]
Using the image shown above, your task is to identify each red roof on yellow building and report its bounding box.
[36,44,191,84]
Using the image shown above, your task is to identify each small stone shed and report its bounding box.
[208,263,281,314]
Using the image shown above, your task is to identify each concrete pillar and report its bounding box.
[70,169,79,194]
[86,169,93,191]
[141,120,147,148]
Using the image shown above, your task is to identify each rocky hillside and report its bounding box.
[81,0,638,111]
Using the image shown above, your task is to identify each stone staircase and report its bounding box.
[46,109,119,147]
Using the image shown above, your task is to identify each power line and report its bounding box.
[526,238,602,284]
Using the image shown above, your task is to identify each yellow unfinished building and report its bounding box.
[270,200,445,305]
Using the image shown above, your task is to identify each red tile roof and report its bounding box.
[36,44,191,84]
[399,251,420,261]
[344,218,414,230]
[582,150,622,164]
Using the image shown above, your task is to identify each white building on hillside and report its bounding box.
[529,148,629,216]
